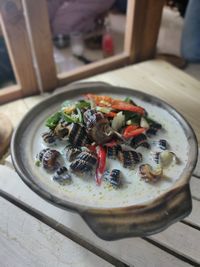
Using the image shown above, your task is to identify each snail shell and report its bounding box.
[104,169,121,188]
[53,166,72,185]
[70,151,97,174]
[41,149,60,171]
[159,150,178,168]
[65,146,82,162]
[68,123,91,147]
[83,109,114,144]
[118,150,142,169]
[139,164,163,183]
[130,134,150,149]
[42,131,56,144]
[54,121,69,139]
[107,145,122,160]
[146,122,162,136]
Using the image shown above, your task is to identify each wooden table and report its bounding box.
[0,60,200,267]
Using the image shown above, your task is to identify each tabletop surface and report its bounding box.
[0,59,200,267]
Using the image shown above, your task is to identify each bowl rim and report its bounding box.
[11,83,198,213]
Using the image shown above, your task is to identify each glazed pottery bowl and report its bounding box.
[11,82,198,240]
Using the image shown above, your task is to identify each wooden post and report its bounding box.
[124,0,165,63]
[0,0,38,96]
[22,0,58,91]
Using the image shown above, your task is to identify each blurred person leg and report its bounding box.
[181,0,200,62]
[49,0,115,37]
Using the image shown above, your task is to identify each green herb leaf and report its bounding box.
[123,111,141,123]
[75,100,91,109]
[45,111,62,129]
[35,160,41,167]
[124,97,136,105]
[76,108,83,123]
[144,116,162,128]
[144,116,157,125]
[62,113,79,123]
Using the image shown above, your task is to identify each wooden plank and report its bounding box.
[23,93,49,109]
[124,0,165,63]
[58,54,129,87]
[0,165,194,267]
[138,60,200,99]
[1,59,200,264]
[0,0,38,96]
[0,85,22,104]
[185,199,200,229]
[0,98,28,127]
[151,223,200,265]
[190,177,200,201]
[193,148,200,178]
[22,0,58,92]
[0,198,112,267]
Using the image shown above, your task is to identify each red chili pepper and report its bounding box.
[85,94,114,106]
[95,145,106,185]
[104,111,117,118]
[85,94,145,114]
[123,127,146,139]
[123,125,139,137]
[86,144,96,152]
[104,140,117,147]
[111,102,145,115]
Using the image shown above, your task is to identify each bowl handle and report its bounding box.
[80,183,192,240]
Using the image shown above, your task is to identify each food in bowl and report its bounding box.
[35,94,181,193]
[12,84,197,239]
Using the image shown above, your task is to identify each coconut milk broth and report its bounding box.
[31,94,189,208]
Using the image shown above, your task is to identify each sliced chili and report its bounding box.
[123,127,146,139]
[95,145,106,185]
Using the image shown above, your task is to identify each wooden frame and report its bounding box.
[0,0,165,103]
[0,0,38,104]
[25,0,164,91]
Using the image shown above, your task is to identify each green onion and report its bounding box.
[123,111,141,123]
[76,100,91,109]
[45,111,62,129]
[76,108,83,123]
[62,113,79,123]
[124,97,136,105]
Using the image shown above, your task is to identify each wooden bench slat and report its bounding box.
[184,199,200,229]
[190,177,200,200]
[0,198,112,267]
[0,99,28,127]
[151,222,200,265]
[0,165,196,266]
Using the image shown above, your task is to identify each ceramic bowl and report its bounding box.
[11,82,198,240]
